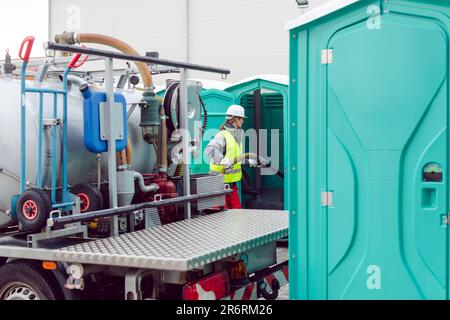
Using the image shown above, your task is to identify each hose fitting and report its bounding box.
[134,171,159,193]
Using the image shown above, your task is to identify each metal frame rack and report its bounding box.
[34,41,232,238]
[19,37,89,211]
[17,37,90,246]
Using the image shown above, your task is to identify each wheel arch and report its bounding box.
[0,259,65,300]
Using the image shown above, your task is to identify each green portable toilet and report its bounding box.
[226,75,288,210]
[287,0,450,300]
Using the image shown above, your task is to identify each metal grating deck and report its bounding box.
[54,210,288,271]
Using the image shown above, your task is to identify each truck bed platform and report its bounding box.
[0,210,288,271]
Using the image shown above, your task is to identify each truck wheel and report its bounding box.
[17,189,52,233]
[71,183,103,213]
[0,262,62,300]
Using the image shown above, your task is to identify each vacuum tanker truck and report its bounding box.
[0,34,288,300]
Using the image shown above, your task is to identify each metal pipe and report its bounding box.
[45,42,231,76]
[11,55,102,69]
[97,154,102,189]
[127,104,138,120]
[133,171,159,193]
[62,74,88,87]
[53,202,75,209]
[105,57,119,236]
[0,168,33,185]
[51,93,58,204]
[159,106,168,173]
[20,62,27,193]
[179,69,191,219]
[35,62,51,83]
[254,90,263,196]
[37,93,44,189]
[48,188,233,227]
[25,88,66,94]
[62,68,70,199]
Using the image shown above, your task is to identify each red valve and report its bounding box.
[19,36,36,63]
[68,52,89,69]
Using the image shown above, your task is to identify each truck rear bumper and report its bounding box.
[183,262,289,301]
[226,263,289,300]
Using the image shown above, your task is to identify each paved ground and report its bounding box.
[277,247,289,300]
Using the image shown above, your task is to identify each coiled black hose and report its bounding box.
[163,82,208,135]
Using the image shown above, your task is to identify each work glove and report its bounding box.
[220,158,234,173]
[248,159,258,168]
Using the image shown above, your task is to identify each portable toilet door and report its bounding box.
[226,75,288,210]
[287,0,450,300]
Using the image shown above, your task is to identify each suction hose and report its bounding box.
[232,153,259,165]
[232,153,284,179]
[55,32,163,169]
[56,32,154,89]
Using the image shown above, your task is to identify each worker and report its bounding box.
[205,104,259,209]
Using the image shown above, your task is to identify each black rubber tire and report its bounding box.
[17,189,52,233]
[163,83,179,135]
[0,261,62,300]
[71,183,103,213]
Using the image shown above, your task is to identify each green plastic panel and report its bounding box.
[263,94,285,190]
[193,89,236,175]
[289,0,450,300]
[226,79,289,209]
[239,93,285,190]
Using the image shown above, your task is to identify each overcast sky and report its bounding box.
[0,0,49,59]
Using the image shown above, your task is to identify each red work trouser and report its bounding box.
[225,184,242,209]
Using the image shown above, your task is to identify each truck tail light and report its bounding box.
[226,260,249,286]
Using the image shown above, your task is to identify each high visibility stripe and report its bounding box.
[210,169,242,175]
[210,130,243,183]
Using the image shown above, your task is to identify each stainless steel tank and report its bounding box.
[0,77,157,226]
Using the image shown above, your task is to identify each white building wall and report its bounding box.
[49,0,330,86]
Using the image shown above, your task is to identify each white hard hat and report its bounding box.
[226,105,247,119]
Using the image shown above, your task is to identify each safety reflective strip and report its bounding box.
[229,284,257,300]
[209,169,242,175]
[210,130,243,184]
[269,268,289,288]
[243,283,256,300]
[282,267,289,281]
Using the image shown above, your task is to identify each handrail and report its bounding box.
[45,41,231,76]
[48,188,233,227]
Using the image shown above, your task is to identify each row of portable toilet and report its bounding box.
[157,75,289,211]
